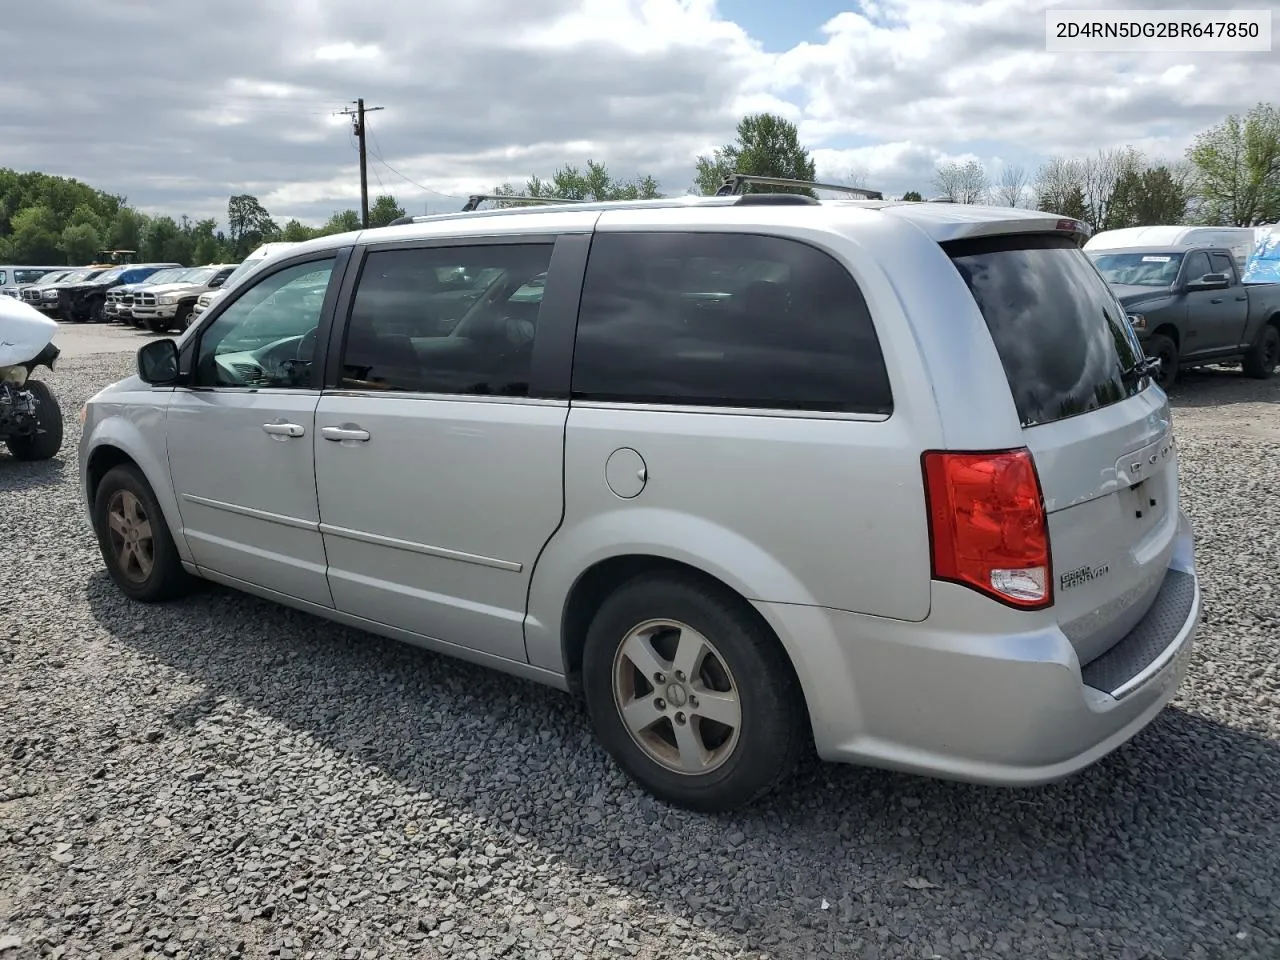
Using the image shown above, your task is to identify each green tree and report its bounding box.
[107,207,148,252]
[321,209,362,234]
[1187,102,1280,226]
[693,113,818,196]
[189,218,224,264]
[61,222,101,264]
[493,161,661,205]
[368,194,407,228]
[281,219,320,242]
[1107,165,1190,228]
[143,216,181,263]
[1057,184,1089,221]
[227,194,279,258]
[68,202,107,239]
[901,190,924,201]
[6,205,62,263]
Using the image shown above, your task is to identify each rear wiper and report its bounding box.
[1120,356,1161,383]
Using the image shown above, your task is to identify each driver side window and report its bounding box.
[194,258,336,388]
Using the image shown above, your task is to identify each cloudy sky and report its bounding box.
[4,0,1276,227]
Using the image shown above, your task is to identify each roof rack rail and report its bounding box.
[714,173,884,200]
[735,194,819,206]
[460,193,587,212]
[386,193,591,227]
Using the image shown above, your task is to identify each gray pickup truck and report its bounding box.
[1088,245,1280,388]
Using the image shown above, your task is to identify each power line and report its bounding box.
[366,128,463,201]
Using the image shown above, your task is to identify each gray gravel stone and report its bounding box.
[1,344,1278,959]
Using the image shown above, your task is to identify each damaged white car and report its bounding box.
[0,295,63,460]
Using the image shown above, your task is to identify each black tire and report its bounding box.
[1146,333,1178,390]
[1242,323,1280,380]
[146,317,169,333]
[4,380,63,461]
[92,463,192,603]
[90,298,106,323]
[581,572,807,813]
[176,303,194,330]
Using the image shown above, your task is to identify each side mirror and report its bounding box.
[1187,273,1229,291]
[137,338,180,385]
[209,276,226,288]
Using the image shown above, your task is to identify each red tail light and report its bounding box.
[921,448,1053,610]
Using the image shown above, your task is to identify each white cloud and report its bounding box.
[1,0,1274,225]
[314,42,381,61]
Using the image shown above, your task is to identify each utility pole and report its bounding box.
[338,98,384,228]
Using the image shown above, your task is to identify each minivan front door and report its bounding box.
[312,239,566,662]
[167,255,341,607]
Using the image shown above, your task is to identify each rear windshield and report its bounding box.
[944,234,1147,428]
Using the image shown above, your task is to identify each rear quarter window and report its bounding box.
[571,231,893,414]
[944,234,1147,428]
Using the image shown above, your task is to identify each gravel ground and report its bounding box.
[2,344,1278,960]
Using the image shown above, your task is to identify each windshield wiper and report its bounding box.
[1120,355,1161,383]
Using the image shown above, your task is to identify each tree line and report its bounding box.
[926,102,1279,229]
[3,101,1276,267]
[0,170,410,267]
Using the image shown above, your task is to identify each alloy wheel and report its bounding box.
[106,489,155,584]
[611,618,743,775]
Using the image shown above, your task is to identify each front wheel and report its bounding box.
[582,573,807,813]
[90,299,107,323]
[1242,324,1279,379]
[1146,334,1179,390]
[176,303,194,330]
[146,317,170,333]
[4,380,63,461]
[92,464,192,602]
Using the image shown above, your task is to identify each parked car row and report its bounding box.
[107,264,238,331]
[5,261,241,332]
[0,264,64,298]
[16,263,179,323]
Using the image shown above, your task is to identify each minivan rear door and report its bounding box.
[944,234,1182,666]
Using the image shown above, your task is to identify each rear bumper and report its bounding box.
[757,509,1201,786]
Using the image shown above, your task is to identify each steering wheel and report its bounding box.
[297,326,318,362]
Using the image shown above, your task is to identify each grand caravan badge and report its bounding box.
[1060,563,1111,591]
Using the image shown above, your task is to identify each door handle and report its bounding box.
[1210,298,1223,304]
[1236,295,1248,301]
[321,425,370,442]
[262,422,305,438]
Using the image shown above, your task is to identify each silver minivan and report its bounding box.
[78,190,1202,812]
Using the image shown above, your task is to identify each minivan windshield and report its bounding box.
[946,234,1147,428]
[1087,251,1184,287]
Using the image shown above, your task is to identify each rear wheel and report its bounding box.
[4,380,63,461]
[92,464,191,602]
[581,573,806,813]
[1242,323,1279,379]
[1146,333,1178,390]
